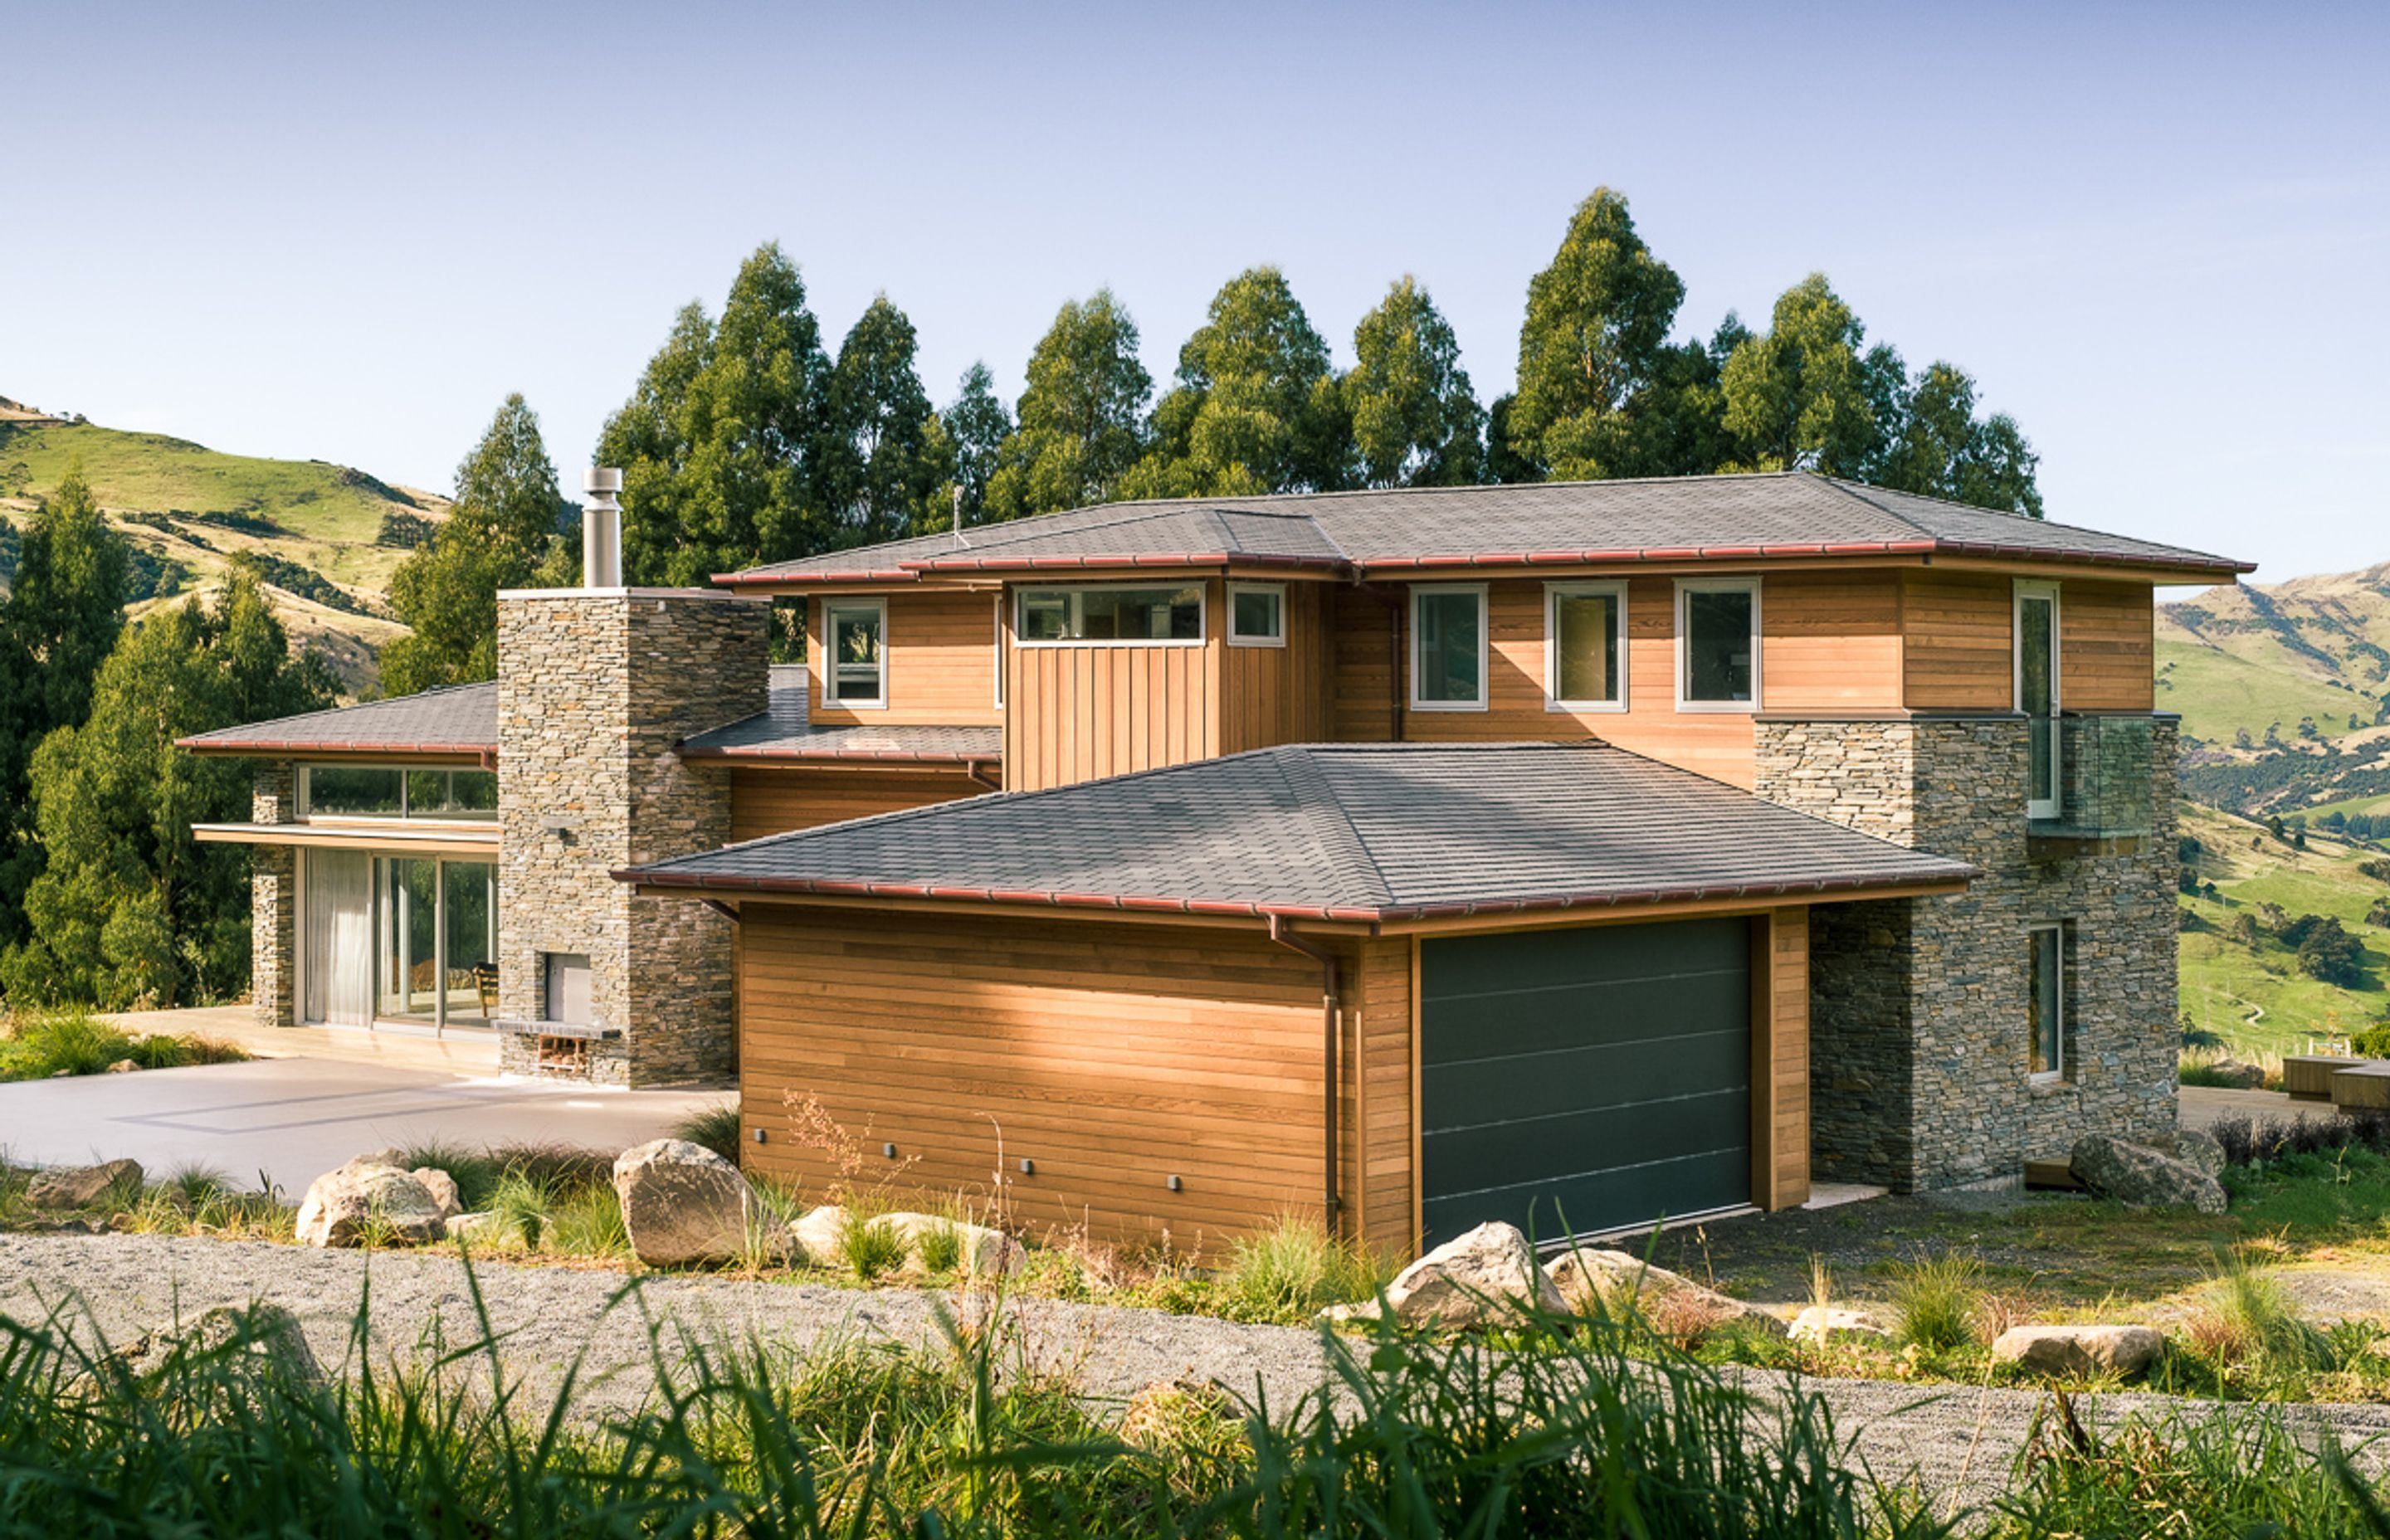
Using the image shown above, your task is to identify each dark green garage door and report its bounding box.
[1420,917,1751,1246]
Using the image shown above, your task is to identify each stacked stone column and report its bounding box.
[495,589,768,1084]
[250,760,300,1030]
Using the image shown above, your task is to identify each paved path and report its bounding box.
[4,1232,2388,1518]
[0,1060,726,1192]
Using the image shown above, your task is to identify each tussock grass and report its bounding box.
[1887,1255,1985,1354]
[1219,1213,1397,1323]
[0,1008,247,1082]
[2178,1250,2334,1395]
[671,1100,744,1162]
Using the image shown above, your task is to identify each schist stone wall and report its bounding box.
[495,589,768,1084]
[1754,716,2179,1192]
[250,760,300,1030]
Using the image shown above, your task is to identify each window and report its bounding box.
[1227,584,1285,647]
[301,766,496,821]
[824,598,885,707]
[2016,581,2061,820]
[1676,579,1759,710]
[993,594,1007,708]
[2028,924,2067,1080]
[1411,585,1488,711]
[1015,585,1205,644]
[1544,582,1627,711]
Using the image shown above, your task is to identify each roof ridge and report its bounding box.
[1808,474,1937,540]
[1275,747,1396,908]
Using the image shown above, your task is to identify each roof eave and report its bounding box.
[176,738,498,765]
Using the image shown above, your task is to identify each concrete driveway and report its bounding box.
[0,1060,729,1194]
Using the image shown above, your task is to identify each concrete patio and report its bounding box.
[4,1013,730,1193]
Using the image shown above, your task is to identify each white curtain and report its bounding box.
[303,850,373,1027]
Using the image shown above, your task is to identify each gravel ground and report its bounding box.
[7,1232,2390,1517]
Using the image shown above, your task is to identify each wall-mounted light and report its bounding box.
[882,1143,897,1159]
[1167,1175,1183,1192]
[1019,1158,1035,1177]
[752,1127,768,1144]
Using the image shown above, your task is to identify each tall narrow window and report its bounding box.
[824,599,885,707]
[1676,579,1760,710]
[1410,585,1487,711]
[2016,582,2060,819]
[2028,924,2066,1080]
[1545,582,1627,711]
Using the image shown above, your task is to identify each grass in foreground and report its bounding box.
[0,1009,247,1083]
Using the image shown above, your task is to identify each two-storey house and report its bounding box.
[181,471,2250,1256]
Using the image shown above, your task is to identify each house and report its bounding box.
[179,471,2251,1255]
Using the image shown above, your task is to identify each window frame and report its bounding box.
[299,763,497,824]
[2014,579,2063,821]
[1674,577,1763,714]
[822,596,889,710]
[2027,922,2068,1083]
[1543,580,1630,714]
[992,592,1007,709]
[1226,582,1287,649]
[1408,582,1490,714]
[1012,584,1209,648]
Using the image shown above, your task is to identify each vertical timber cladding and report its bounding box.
[738,903,1335,1250]
[1417,915,1783,1246]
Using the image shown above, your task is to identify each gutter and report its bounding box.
[1268,915,1341,1226]
[176,737,499,758]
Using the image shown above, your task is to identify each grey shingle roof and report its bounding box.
[679,665,1003,763]
[177,681,499,756]
[622,742,1978,922]
[718,471,2249,586]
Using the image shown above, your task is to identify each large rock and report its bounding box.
[881,1211,1026,1279]
[67,1304,322,1411]
[2145,1129,2227,1180]
[2070,1134,2228,1214]
[612,1138,758,1265]
[294,1157,449,1247]
[411,1168,462,1221]
[1789,1306,1889,1343]
[790,1204,849,1268]
[1992,1323,2165,1378]
[1544,1245,1788,1338]
[1379,1222,1565,1330]
[26,1158,144,1211]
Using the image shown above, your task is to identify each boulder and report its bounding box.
[612,1138,758,1265]
[104,1059,140,1075]
[1789,1306,1889,1343]
[294,1157,449,1247]
[790,1204,850,1268]
[443,1211,504,1244]
[2070,1134,2228,1214]
[67,1304,322,1413]
[881,1211,1026,1278]
[1316,1299,1381,1328]
[26,1158,144,1211]
[1544,1246,1789,1338]
[2145,1129,2227,1180]
[410,1168,461,1221]
[1992,1323,2165,1378]
[1378,1222,1565,1330]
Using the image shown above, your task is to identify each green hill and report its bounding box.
[2178,801,2390,1059]
[0,412,448,694]
[2160,565,2390,818]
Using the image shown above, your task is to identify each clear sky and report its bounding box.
[7,2,2384,581]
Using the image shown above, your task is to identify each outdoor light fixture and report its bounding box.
[752,1127,767,1144]
[1167,1175,1183,1192]
[883,1143,897,1159]
[1019,1158,1035,1176]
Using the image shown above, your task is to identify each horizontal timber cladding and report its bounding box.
[1759,908,1812,1211]
[729,767,991,843]
[1417,916,1755,1247]
[2059,581,2155,712]
[737,904,1338,1250]
[1003,580,1223,792]
[807,588,1002,727]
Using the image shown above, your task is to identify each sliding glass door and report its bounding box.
[303,851,497,1034]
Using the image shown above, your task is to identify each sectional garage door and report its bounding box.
[1420,917,1753,1245]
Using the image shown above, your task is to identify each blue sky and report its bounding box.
[7,2,2384,580]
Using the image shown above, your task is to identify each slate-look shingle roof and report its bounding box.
[679,667,1002,763]
[719,472,2248,585]
[177,680,500,755]
[622,742,1978,922]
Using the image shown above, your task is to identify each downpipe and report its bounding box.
[1268,914,1340,1226]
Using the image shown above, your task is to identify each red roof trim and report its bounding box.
[176,737,497,759]
[615,865,1977,920]
[676,743,999,765]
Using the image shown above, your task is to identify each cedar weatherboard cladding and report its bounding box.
[679,665,1003,763]
[622,741,1977,919]
[718,472,2246,584]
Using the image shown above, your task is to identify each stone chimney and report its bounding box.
[493,476,768,1084]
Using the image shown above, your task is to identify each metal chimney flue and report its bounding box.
[583,467,623,589]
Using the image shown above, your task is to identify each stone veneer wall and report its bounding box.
[1755,717,2180,1191]
[496,590,768,1085]
[251,760,300,1030]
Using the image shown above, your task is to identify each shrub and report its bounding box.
[2179,1252,2332,1392]
[670,1101,744,1163]
[839,1210,908,1282]
[1220,1213,1396,1322]
[542,1182,627,1258]
[1886,1254,1983,1353]
[2210,1110,2390,1166]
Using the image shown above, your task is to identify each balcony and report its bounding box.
[2028,714,2158,853]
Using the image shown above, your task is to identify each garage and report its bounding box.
[1420,917,1754,1246]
